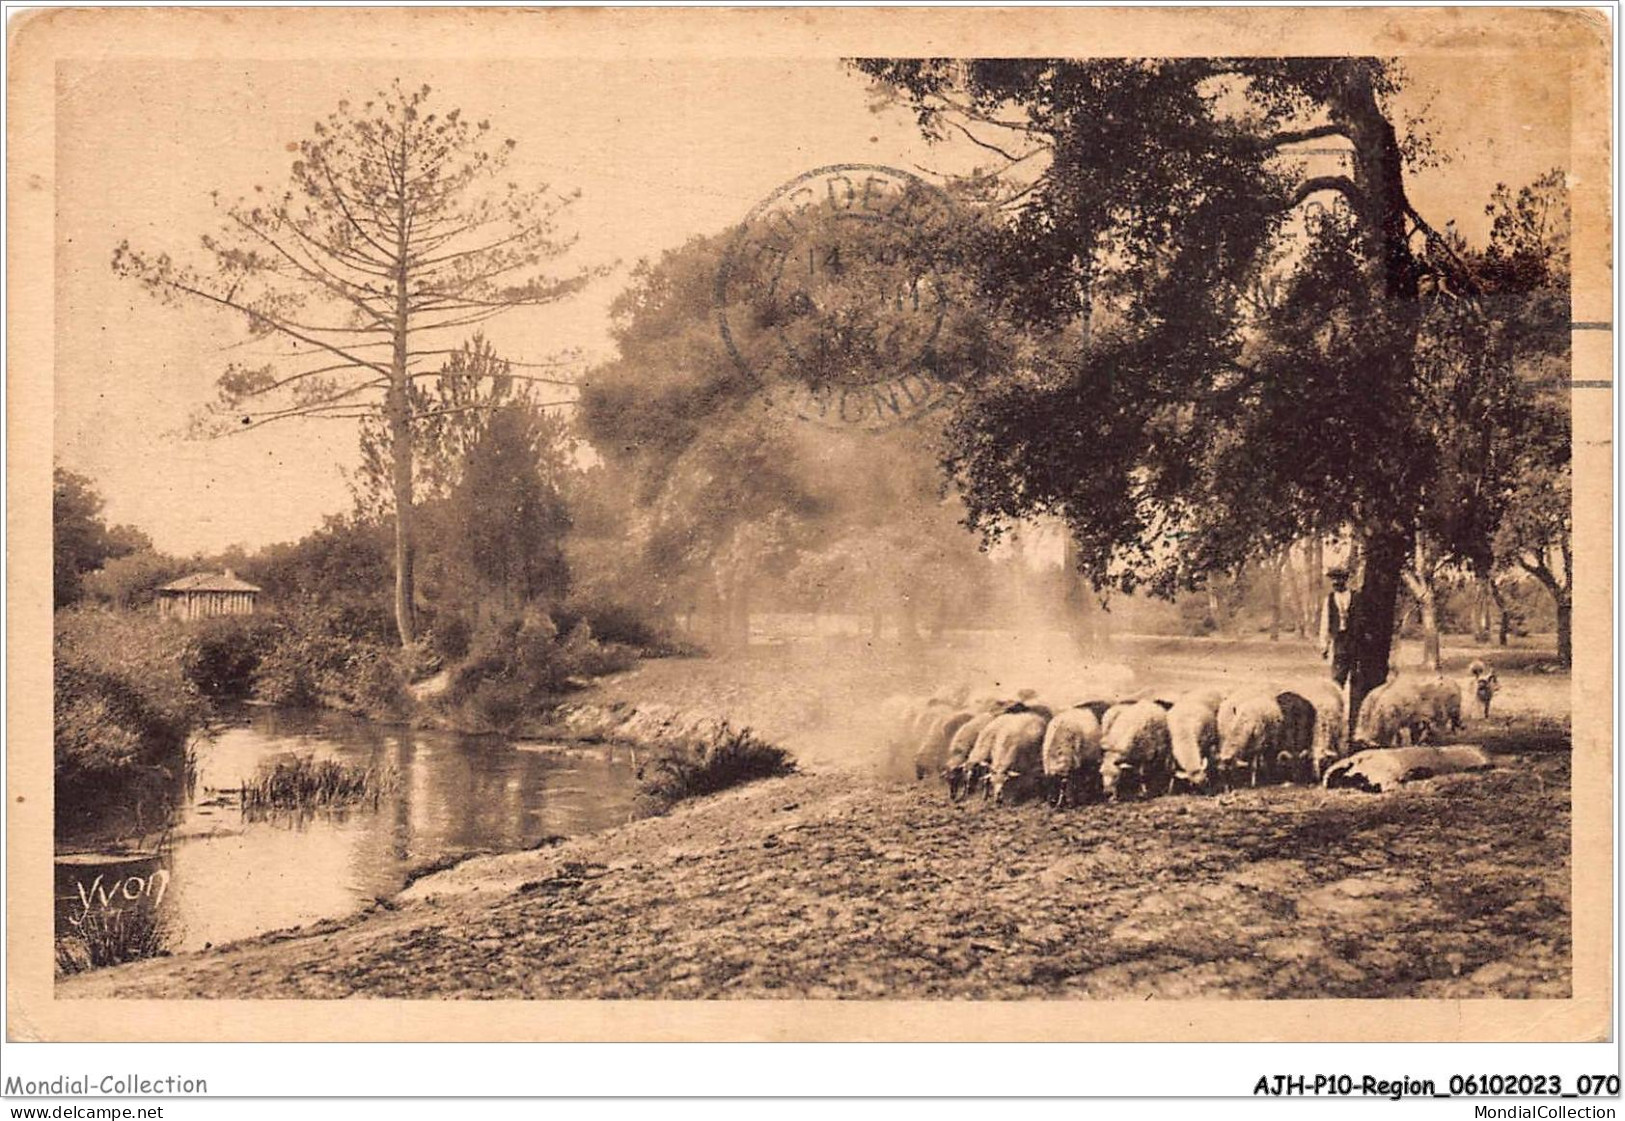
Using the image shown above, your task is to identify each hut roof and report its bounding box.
[159,571,262,594]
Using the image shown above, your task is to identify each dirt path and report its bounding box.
[59,750,1569,1000]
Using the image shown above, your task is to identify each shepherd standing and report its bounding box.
[1319,565,1356,687]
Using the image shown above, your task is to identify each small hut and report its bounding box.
[157,570,262,620]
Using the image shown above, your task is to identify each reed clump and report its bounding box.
[240,755,396,812]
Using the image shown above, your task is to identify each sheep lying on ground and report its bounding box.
[1216,690,1282,788]
[1099,701,1173,799]
[983,711,1051,804]
[1041,706,1103,807]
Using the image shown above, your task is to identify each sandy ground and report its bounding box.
[58,632,1573,1000]
[59,755,1569,1000]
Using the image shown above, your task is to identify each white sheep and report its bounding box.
[1216,690,1283,788]
[1166,692,1221,792]
[1273,690,1319,784]
[1041,706,1104,806]
[1355,676,1433,747]
[983,711,1051,804]
[1099,701,1174,800]
[1291,679,1347,781]
[1415,676,1463,736]
[944,710,999,801]
[913,707,976,782]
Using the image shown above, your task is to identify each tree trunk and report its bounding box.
[390,157,416,648]
[1403,539,1441,671]
[1524,553,1572,668]
[1306,538,1325,637]
[1282,546,1307,637]
[1473,575,1492,644]
[1268,553,1283,642]
[388,384,416,647]
[1348,526,1409,738]
[1417,582,1441,671]
[1489,577,1511,646]
[1332,63,1424,733]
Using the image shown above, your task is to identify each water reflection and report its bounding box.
[56,706,638,961]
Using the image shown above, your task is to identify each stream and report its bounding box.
[55,705,639,961]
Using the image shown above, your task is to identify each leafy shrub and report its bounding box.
[179,615,283,699]
[440,607,640,732]
[251,607,408,720]
[558,620,638,678]
[53,610,206,842]
[555,596,666,650]
[635,724,795,814]
[428,611,474,663]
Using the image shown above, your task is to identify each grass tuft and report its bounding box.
[55,906,170,976]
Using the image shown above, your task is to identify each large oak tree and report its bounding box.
[856,57,1547,721]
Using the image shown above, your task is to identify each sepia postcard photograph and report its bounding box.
[5,5,1613,1051]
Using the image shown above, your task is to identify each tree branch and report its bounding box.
[1264,123,1352,148]
[409,400,578,422]
[942,116,1042,164]
[1291,175,1362,209]
[1517,553,1560,594]
[149,274,392,377]
[1404,202,1485,298]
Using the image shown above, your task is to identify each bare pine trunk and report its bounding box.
[389,156,415,648]
[388,384,415,647]
[1283,548,1307,637]
[1307,539,1325,634]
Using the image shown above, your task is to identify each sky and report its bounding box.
[53,53,1573,556]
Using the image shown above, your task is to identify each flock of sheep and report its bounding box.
[884,670,1470,806]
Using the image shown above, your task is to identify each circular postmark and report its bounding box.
[716,164,962,432]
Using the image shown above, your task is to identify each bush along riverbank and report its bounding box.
[521,702,795,814]
[55,604,774,836]
[54,611,208,846]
